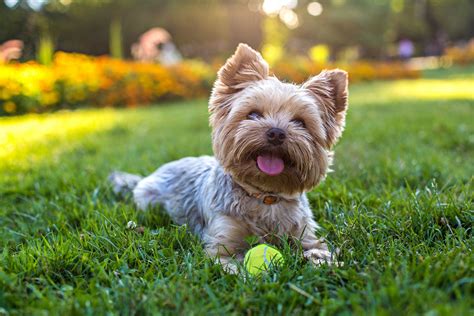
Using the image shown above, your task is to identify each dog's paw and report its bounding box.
[304,248,341,266]
[215,257,239,274]
[222,262,239,274]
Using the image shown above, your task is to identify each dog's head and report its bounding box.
[209,44,348,195]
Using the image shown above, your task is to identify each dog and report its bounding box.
[109,43,349,273]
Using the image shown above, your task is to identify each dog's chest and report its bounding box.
[240,200,302,236]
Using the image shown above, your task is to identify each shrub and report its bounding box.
[1,52,421,116]
[0,52,214,115]
[272,59,420,83]
[443,40,474,65]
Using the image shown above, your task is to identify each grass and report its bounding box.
[1,67,473,315]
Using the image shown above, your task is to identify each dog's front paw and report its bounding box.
[304,248,338,266]
[215,257,239,274]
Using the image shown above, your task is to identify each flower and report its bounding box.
[0,51,422,116]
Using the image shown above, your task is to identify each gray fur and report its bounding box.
[110,156,333,271]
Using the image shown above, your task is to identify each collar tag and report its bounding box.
[252,193,280,205]
[263,195,279,205]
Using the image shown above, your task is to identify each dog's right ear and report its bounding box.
[209,44,269,118]
[217,43,269,91]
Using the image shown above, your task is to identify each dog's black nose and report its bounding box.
[266,128,286,146]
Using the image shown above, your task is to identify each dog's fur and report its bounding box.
[109,44,348,272]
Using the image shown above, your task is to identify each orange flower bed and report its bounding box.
[443,40,474,65]
[272,59,420,84]
[1,52,421,115]
[0,52,214,115]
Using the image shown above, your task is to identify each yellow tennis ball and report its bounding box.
[244,244,284,275]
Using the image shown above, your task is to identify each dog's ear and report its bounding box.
[209,44,269,119]
[217,43,269,91]
[303,69,349,148]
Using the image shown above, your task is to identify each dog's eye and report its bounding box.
[291,119,306,128]
[247,111,262,120]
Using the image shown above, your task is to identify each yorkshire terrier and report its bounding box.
[109,43,349,272]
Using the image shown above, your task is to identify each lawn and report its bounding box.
[1,67,473,315]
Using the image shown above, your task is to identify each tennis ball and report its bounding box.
[244,244,284,275]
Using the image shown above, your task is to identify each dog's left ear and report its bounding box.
[303,69,349,148]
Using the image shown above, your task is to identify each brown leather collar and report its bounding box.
[234,179,283,205]
[251,193,280,205]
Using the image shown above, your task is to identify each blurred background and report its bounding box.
[1,0,473,115]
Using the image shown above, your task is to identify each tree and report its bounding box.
[1,0,473,60]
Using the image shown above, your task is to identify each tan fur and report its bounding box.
[302,70,349,147]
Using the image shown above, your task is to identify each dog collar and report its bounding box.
[251,193,280,205]
[234,179,287,205]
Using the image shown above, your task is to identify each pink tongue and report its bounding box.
[257,154,284,176]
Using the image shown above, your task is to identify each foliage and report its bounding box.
[1,0,474,60]
[1,69,473,314]
[0,51,423,115]
[0,52,214,115]
[444,40,474,65]
[294,0,474,58]
[36,32,54,65]
[109,18,124,60]
[309,45,330,64]
[272,58,420,84]
[261,17,288,65]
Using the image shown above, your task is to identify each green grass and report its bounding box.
[1,67,473,315]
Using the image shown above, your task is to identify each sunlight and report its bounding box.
[307,2,323,17]
[279,7,299,29]
[0,109,122,169]
[389,79,474,100]
[262,0,297,16]
[350,78,474,105]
